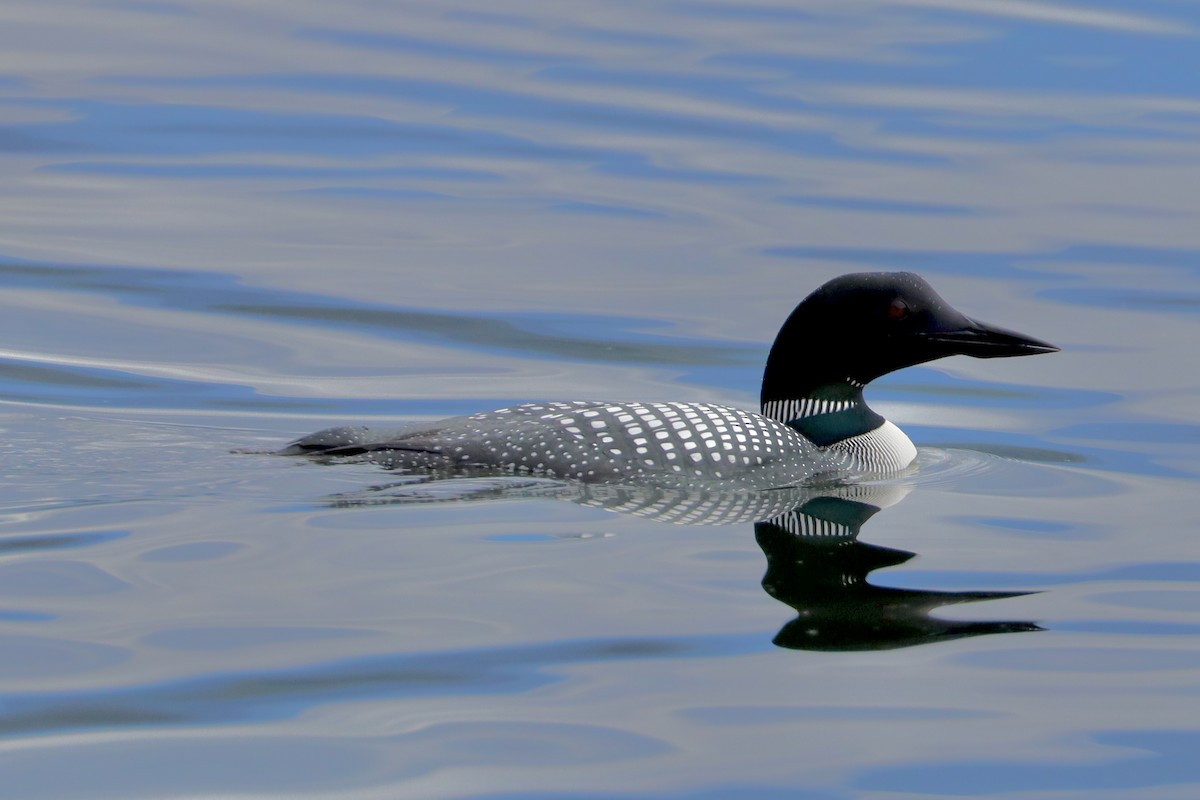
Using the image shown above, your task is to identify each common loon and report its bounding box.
[280,272,1058,490]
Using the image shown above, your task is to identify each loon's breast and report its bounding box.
[282,400,916,490]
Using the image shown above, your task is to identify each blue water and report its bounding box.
[3,1,1200,797]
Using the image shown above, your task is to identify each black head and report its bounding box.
[762,272,1058,403]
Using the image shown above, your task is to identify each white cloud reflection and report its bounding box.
[889,0,1190,35]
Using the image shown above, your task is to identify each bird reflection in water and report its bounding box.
[327,475,1041,652]
[756,496,1040,651]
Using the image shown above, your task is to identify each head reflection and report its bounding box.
[756,496,1041,651]
[330,476,1040,652]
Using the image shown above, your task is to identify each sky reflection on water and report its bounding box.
[2,1,1200,798]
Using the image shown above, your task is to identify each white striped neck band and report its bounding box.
[760,397,859,424]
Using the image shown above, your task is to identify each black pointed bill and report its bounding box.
[919,317,1060,359]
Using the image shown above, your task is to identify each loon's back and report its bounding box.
[282,400,846,491]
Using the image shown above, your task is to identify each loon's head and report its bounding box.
[762,271,1059,407]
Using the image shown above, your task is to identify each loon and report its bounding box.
[280,272,1057,490]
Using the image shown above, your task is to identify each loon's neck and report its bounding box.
[761,380,876,446]
[758,305,918,472]
[760,381,917,474]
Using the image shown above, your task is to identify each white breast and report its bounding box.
[827,419,917,475]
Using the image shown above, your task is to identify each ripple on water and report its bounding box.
[1088,590,1200,613]
[0,634,129,679]
[141,625,375,652]
[910,447,1121,498]
[0,560,128,597]
[960,646,1200,673]
[137,541,245,562]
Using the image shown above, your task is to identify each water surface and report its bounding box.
[2,1,1200,798]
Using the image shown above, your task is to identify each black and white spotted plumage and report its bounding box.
[283,400,853,490]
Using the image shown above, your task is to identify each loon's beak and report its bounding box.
[921,317,1060,359]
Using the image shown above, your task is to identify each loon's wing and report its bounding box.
[281,400,846,490]
[291,430,442,458]
[278,401,606,456]
[305,405,630,478]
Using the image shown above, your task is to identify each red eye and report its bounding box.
[888,298,910,320]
